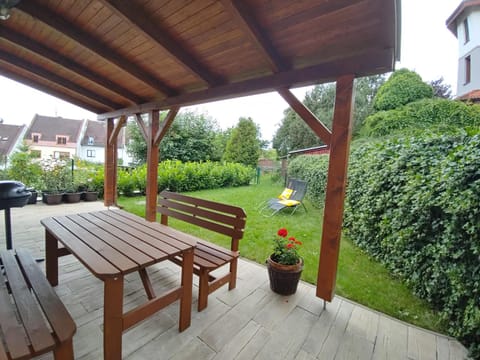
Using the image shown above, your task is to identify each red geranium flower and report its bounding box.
[271,228,303,265]
[277,228,288,237]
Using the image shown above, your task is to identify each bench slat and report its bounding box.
[16,248,76,343]
[0,265,31,359]
[0,250,55,353]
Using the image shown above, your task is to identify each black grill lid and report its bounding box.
[0,181,31,209]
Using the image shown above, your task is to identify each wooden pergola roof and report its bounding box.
[0,0,401,303]
[0,0,399,118]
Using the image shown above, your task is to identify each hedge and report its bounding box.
[344,132,480,357]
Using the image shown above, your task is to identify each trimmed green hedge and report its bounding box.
[344,132,480,357]
[288,154,329,207]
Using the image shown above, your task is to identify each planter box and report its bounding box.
[83,191,99,202]
[64,192,82,203]
[43,192,63,205]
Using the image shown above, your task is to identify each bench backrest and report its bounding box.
[157,190,247,251]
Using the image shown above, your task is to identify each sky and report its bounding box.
[0,0,461,142]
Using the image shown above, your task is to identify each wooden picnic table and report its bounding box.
[41,209,195,360]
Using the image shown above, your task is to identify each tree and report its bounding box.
[7,142,42,188]
[272,75,385,156]
[126,111,222,164]
[429,77,453,99]
[373,68,433,111]
[223,117,261,167]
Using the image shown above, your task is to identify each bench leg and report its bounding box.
[229,258,238,291]
[198,268,209,312]
[53,338,74,360]
[104,277,124,360]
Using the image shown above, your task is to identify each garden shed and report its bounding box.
[0,0,400,302]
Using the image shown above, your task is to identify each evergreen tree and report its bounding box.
[223,117,261,167]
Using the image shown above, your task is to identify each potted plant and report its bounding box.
[63,182,82,203]
[83,179,99,201]
[266,228,304,295]
[41,164,66,205]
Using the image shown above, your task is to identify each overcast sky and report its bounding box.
[0,0,461,142]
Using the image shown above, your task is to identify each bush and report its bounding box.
[288,154,329,207]
[362,98,480,138]
[344,132,480,357]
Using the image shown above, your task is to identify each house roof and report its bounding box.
[0,0,401,121]
[25,114,85,142]
[446,0,480,36]
[457,89,480,102]
[81,120,107,147]
[0,123,25,157]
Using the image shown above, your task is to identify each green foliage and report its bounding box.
[362,98,480,138]
[373,69,433,111]
[7,143,42,188]
[288,154,329,207]
[271,228,303,265]
[223,117,261,167]
[344,133,480,357]
[126,111,224,164]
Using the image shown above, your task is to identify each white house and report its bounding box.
[447,0,480,101]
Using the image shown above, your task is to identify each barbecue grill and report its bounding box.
[0,180,31,249]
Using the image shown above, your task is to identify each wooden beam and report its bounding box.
[134,114,148,142]
[277,88,331,144]
[154,107,179,147]
[98,48,393,120]
[100,0,223,86]
[316,74,355,302]
[219,0,288,72]
[17,0,177,97]
[104,118,118,207]
[145,110,160,222]
[0,27,145,104]
[108,115,127,147]
[0,50,120,109]
[0,66,104,113]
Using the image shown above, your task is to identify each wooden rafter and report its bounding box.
[219,0,288,72]
[154,107,179,147]
[0,28,145,104]
[317,74,355,301]
[16,0,177,97]
[98,48,392,119]
[0,50,120,110]
[0,66,105,113]
[277,88,332,145]
[100,0,223,86]
[135,114,149,141]
[108,115,127,146]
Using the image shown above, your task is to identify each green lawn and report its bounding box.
[117,177,444,333]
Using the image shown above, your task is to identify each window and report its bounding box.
[87,136,94,145]
[32,134,39,143]
[465,55,471,84]
[87,150,96,158]
[57,136,67,145]
[54,151,70,159]
[464,18,470,43]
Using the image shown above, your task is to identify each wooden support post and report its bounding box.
[104,117,118,206]
[145,110,160,222]
[316,74,355,302]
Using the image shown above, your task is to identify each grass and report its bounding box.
[117,176,444,333]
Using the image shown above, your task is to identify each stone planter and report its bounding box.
[266,256,303,295]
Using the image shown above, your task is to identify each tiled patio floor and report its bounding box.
[1,200,469,359]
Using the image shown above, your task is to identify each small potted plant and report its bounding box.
[63,182,82,203]
[266,228,304,295]
[83,179,99,201]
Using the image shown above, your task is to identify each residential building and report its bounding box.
[0,123,26,167]
[447,0,480,102]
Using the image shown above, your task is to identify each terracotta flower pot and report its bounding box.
[266,256,303,295]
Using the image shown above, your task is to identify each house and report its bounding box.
[447,0,480,102]
[0,123,26,167]
[24,114,131,164]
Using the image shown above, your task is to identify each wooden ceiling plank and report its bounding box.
[219,0,288,73]
[0,66,104,114]
[0,28,145,105]
[16,0,177,97]
[277,88,331,144]
[100,0,223,86]
[98,48,393,120]
[0,50,120,110]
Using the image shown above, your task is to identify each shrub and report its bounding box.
[344,132,480,357]
[288,154,329,207]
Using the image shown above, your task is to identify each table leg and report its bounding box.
[179,248,193,332]
[104,276,124,360]
[45,230,58,286]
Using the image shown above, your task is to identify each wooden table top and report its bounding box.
[41,209,196,279]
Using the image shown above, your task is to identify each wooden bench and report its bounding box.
[0,248,76,360]
[157,190,247,311]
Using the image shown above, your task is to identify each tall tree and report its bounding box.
[126,111,222,164]
[429,77,453,99]
[223,117,261,167]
